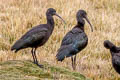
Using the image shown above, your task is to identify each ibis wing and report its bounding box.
[21,28,48,45]
[56,29,87,61]
[61,32,73,46]
[61,28,83,46]
[11,24,50,52]
[11,28,48,52]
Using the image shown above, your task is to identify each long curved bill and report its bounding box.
[85,16,93,32]
[55,13,66,24]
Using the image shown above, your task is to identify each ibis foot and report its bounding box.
[32,62,43,68]
[36,63,44,68]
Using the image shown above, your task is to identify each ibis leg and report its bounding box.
[31,48,36,63]
[73,55,76,70]
[71,56,74,70]
[33,48,38,64]
[33,48,43,68]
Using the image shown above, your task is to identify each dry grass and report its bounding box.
[0,0,120,80]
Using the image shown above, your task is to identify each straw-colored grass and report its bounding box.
[0,0,120,79]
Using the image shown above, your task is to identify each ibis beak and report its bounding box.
[55,13,66,24]
[84,16,93,32]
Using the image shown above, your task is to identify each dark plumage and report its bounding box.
[11,8,65,67]
[56,10,93,70]
[104,40,120,74]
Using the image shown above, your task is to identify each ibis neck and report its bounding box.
[76,22,85,32]
[47,15,54,28]
[110,46,118,56]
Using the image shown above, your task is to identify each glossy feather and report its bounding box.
[56,25,88,61]
[11,24,49,52]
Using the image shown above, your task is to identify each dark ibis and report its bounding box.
[104,40,120,74]
[11,8,65,67]
[56,10,93,70]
